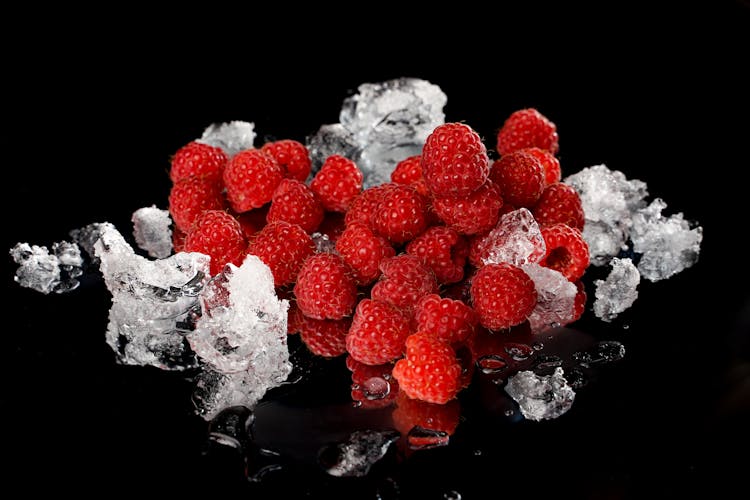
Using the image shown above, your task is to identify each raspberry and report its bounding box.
[266,178,324,233]
[421,123,490,197]
[532,182,585,231]
[405,226,469,284]
[371,254,438,315]
[223,149,283,212]
[172,227,186,253]
[294,253,357,320]
[496,108,559,156]
[415,294,478,345]
[490,151,545,208]
[261,139,311,182]
[391,391,460,437]
[169,141,228,184]
[432,180,504,235]
[184,210,247,276]
[470,262,538,330]
[247,221,315,286]
[392,332,462,404]
[523,147,561,186]
[310,155,363,212]
[346,299,412,365]
[391,155,429,196]
[346,356,399,409]
[571,280,587,323]
[539,223,590,282]
[168,176,225,232]
[335,222,395,285]
[372,184,429,244]
[344,183,398,228]
[299,316,351,358]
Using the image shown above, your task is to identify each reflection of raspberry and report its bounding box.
[371,254,438,315]
[184,210,247,276]
[294,253,357,320]
[223,149,283,212]
[522,147,561,186]
[261,139,311,182]
[392,332,462,404]
[266,178,324,233]
[496,108,559,156]
[391,155,429,196]
[170,141,228,183]
[470,262,537,330]
[347,356,399,409]
[422,123,490,197]
[310,155,363,212]
[344,183,398,228]
[490,151,545,208]
[247,221,315,286]
[406,226,469,284]
[299,316,351,358]
[532,182,585,231]
[346,299,411,365]
[372,184,429,244]
[391,391,460,436]
[336,222,395,285]
[168,176,225,232]
[415,294,478,344]
[539,223,589,282]
[432,180,503,235]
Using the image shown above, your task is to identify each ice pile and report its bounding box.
[197,120,256,158]
[10,240,83,294]
[594,258,640,321]
[505,367,576,421]
[308,78,447,187]
[132,206,173,259]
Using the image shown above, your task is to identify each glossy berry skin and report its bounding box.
[184,210,247,276]
[168,176,225,232]
[294,253,357,320]
[372,184,429,244]
[266,178,324,233]
[405,226,468,284]
[392,332,462,404]
[470,262,538,330]
[346,299,412,366]
[532,182,585,231]
[344,183,398,228]
[496,108,559,156]
[247,221,315,286]
[421,123,490,197]
[539,223,590,282]
[432,180,504,236]
[261,139,311,182]
[490,151,546,208]
[310,155,363,212]
[414,294,478,344]
[523,147,561,186]
[335,222,395,285]
[170,141,228,183]
[223,149,283,212]
[391,155,429,196]
[299,316,351,358]
[371,254,438,315]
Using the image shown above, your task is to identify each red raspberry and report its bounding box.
[571,280,587,323]
[168,176,225,232]
[223,149,283,212]
[496,108,559,156]
[539,223,590,282]
[310,155,363,212]
[532,182,585,231]
[391,391,460,437]
[490,151,545,208]
[470,262,538,330]
[234,206,268,241]
[344,183,398,228]
[405,226,468,284]
[523,147,561,186]
[432,180,503,235]
[266,178,324,233]
[184,210,247,276]
[391,155,429,196]
[346,356,399,409]
[371,254,438,315]
[392,332,462,404]
[415,294,478,345]
[261,139,311,182]
[421,123,490,197]
[169,141,228,184]
[346,299,412,365]
[299,316,351,358]
[294,253,357,320]
[172,227,186,253]
[317,212,346,243]
[247,221,315,286]
[335,222,395,285]
[372,184,429,244]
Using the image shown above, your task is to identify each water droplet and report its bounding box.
[473,449,483,456]
[504,343,534,361]
[535,354,563,370]
[476,354,508,374]
[623,324,630,330]
[407,426,450,450]
[595,340,626,363]
[362,376,391,400]
[351,383,361,391]
[443,490,462,500]
[565,366,588,389]
[352,400,363,408]
[492,378,505,386]
[504,409,514,417]
[532,341,544,351]
[573,350,594,367]
[247,464,283,483]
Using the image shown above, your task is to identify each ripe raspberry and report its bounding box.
[392,332,462,404]
[470,262,538,330]
[405,226,468,284]
[168,176,225,232]
[310,155,363,212]
[335,222,395,285]
[172,227,186,253]
[316,212,346,243]
[299,316,351,358]
[523,147,561,186]
[261,139,311,182]
[372,184,429,244]
[391,155,429,196]
[391,391,460,437]
[344,183,398,228]
[432,180,504,235]
[371,254,438,315]
[539,223,590,282]
[415,294,478,345]
[347,356,399,409]
[496,108,559,156]
[169,141,228,183]
[223,149,283,212]
[266,178,324,233]
[346,299,412,365]
[247,221,315,286]
[184,210,247,276]
[571,280,587,323]
[421,123,490,197]
[490,151,545,208]
[294,253,357,320]
[532,182,585,231]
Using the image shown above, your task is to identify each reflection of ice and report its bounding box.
[594,257,640,321]
[132,206,172,259]
[505,367,575,421]
[320,430,399,477]
[10,240,83,294]
[198,120,256,157]
[522,264,577,333]
[480,208,546,267]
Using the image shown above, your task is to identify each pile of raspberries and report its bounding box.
[168,109,588,416]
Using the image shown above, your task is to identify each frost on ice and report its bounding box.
[505,367,576,421]
[480,208,546,267]
[320,430,400,478]
[594,257,640,322]
[10,241,83,294]
[132,206,172,259]
[522,264,577,333]
[198,120,256,157]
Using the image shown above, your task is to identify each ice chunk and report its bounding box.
[630,199,702,281]
[306,123,361,173]
[320,430,399,477]
[70,222,108,260]
[132,206,173,259]
[594,257,640,321]
[198,121,256,157]
[480,208,546,267]
[522,264,577,333]
[193,368,279,421]
[10,241,83,294]
[505,367,575,421]
[94,223,210,370]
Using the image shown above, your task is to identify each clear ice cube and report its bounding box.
[522,264,577,333]
[480,208,546,267]
[70,222,109,261]
[320,430,399,477]
[10,240,83,294]
[198,120,256,157]
[132,206,173,259]
[594,257,640,321]
[505,367,575,421]
[306,123,361,174]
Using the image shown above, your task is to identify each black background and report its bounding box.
[4,2,749,497]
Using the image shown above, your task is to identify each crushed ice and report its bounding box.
[197,120,256,158]
[480,208,546,267]
[522,263,577,333]
[10,240,82,294]
[132,206,173,259]
[594,257,640,321]
[505,367,575,421]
